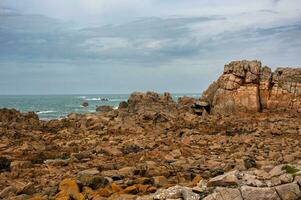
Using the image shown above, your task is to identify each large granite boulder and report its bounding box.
[202,60,301,114]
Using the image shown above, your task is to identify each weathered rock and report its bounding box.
[44,159,69,166]
[202,60,301,114]
[0,186,17,199]
[203,187,243,200]
[206,171,239,187]
[55,178,85,200]
[77,168,110,190]
[153,185,200,200]
[241,186,280,200]
[10,160,32,170]
[275,183,301,200]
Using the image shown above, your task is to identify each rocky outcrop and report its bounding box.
[202,60,301,114]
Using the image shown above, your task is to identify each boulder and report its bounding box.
[241,186,280,200]
[201,60,301,114]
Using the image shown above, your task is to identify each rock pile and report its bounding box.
[147,163,301,200]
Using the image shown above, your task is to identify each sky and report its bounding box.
[0,0,300,94]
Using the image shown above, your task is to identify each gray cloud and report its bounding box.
[0,0,301,94]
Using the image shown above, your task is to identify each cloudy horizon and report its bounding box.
[0,0,301,95]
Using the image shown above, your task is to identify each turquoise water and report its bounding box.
[0,94,200,120]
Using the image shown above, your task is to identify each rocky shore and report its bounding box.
[1,60,301,200]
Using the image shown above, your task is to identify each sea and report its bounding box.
[0,94,200,120]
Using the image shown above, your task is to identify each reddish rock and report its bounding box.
[202,60,301,114]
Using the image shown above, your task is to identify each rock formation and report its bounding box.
[202,60,301,114]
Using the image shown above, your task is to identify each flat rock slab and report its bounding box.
[275,183,301,200]
[203,187,243,200]
[241,186,280,200]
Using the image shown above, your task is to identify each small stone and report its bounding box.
[170,149,182,158]
[266,177,281,187]
[244,157,257,169]
[152,176,168,187]
[0,186,17,199]
[118,166,135,177]
[279,173,293,184]
[10,161,32,170]
[44,159,69,166]
[78,168,100,176]
[269,165,285,177]
[56,178,85,200]
[101,147,123,156]
[123,185,139,194]
[207,171,239,187]
[79,176,109,190]
[283,155,295,163]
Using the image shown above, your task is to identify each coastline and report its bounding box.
[1,60,301,199]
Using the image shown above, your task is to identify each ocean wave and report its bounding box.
[37,110,56,114]
[109,98,127,102]
[84,98,127,101]
[85,98,102,101]
[77,96,87,99]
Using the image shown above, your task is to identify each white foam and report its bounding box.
[85,98,102,101]
[109,98,127,102]
[37,110,55,114]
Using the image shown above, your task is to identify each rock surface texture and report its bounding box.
[0,60,301,199]
[202,60,301,114]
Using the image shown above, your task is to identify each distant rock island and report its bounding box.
[0,60,301,200]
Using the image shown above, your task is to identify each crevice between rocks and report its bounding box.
[274,187,284,200]
[238,188,245,200]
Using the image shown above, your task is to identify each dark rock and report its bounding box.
[0,157,11,172]
[82,102,89,107]
[244,157,257,169]
[118,101,128,109]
